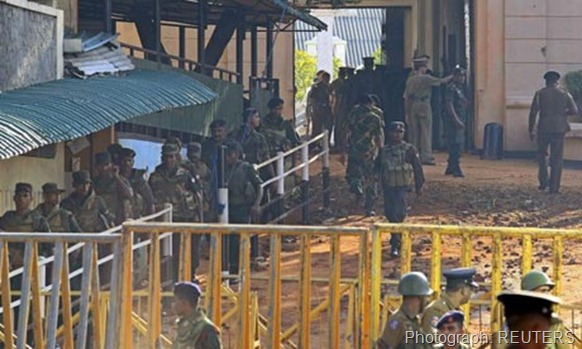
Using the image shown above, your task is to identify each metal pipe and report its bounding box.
[198,0,206,74]
[251,27,258,77]
[179,26,186,69]
[154,0,161,65]
[266,20,273,78]
[301,144,310,224]
[236,20,244,85]
[104,0,112,34]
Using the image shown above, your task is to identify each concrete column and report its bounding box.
[315,10,335,78]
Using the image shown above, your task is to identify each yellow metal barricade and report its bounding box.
[120,222,371,349]
[371,223,582,346]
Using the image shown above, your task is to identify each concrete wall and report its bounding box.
[0,0,63,92]
[116,22,296,120]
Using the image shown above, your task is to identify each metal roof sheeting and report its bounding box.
[295,8,384,67]
[0,69,217,160]
[65,45,135,77]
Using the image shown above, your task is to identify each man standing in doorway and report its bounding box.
[528,71,578,194]
[404,56,452,165]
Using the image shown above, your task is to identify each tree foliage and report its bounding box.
[371,47,383,65]
[295,50,317,103]
[564,70,582,107]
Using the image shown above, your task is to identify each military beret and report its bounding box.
[388,121,406,132]
[443,267,479,288]
[498,290,560,320]
[120,147,136,158]
[436,310,465,329]
[72,171,91,185]
[42,182,66,193]
[94,152,112,166]
[15,183,33,194]
[543,71,561,81]
[174,282,202,299]
[161,143,180,155]
[267,97,285,109]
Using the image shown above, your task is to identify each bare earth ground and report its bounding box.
[154,152,582,347]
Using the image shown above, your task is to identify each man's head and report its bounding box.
[370,94,381,107]
[173,282,202,317]
[119,148,136,172]
[72,171,92,196]
[107,144,124,166]
[498,291,561,349]
[224,139,242,165]
[398,272,433,313]
[543,71,561,86]
[268,97,285,116]
[210,119,228,142]
[363,57,374,70]
[187,142,202,161]
[437,310,464,346]
[14,183,33,212]
[161,143,180,169]
[358,94,374,107]
[413,54,430,73]
[42,183,66,206]
[387,121,405,143]
[443,268,479,305]
[345,67,356,78]
[521,270,555,293]
[243,108,261,129]
[321,71,331,84]
[94,152,112,173]
[453,66,467,85]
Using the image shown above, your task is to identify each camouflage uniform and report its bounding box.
[127,169,156,218]
[35,203,81,233]
[61,191,113,233]
[0,208,51,265]
[92,172,134,225]
[172,308,222,349]
[149,144,203,279]
[345,104,384,213]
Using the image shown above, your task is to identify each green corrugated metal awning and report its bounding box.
[0,69,216,160]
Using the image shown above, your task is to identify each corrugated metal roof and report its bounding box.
[295,8,384,67]
[271,0,327,30]
[65,45,135,77]
[0,69,216,160]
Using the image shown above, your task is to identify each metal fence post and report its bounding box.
[39,256,46,319]
[322,131,331,210]
[301,144,310,224]
[276,151,285,221]
[217,145,230,278]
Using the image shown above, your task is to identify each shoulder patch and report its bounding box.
[389,319,400,330]
[430,316,439,328]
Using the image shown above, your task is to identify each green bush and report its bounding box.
[564,70,582,106]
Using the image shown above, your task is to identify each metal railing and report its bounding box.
[371,223,582,347]
[120,43,240,83]
[119,222,370,349]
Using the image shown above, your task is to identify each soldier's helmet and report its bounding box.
[398,272,433,296]
[521,270,555,291]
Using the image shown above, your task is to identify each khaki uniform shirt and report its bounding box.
[528,86,577,134]
[404,75,444,117]
[377,305,431,349]
[172,308,222,349]
[421,293,460,334]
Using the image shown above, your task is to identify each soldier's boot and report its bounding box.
[364,195,375,217]
[453,164,464,178]
[445,164,454,176]
[390,233,401,257]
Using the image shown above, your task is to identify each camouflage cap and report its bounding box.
[161,143,180,155]
[94,152,112,166]
[42,182,66,193]
[15,183,33,194]
[72,171,92,185]
[165,136,183,149]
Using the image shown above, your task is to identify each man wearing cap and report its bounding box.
[35,183,81,233]
[376,121,424,256]
[149,143,203,280]
[330,67,349,150]
[92,151,134,225]
[351,57,379,107]
[202,119,229,170]
[61,171,114,232]
[183,142,213,220]
[421,268,478,334]
[377,272,433,349]
[307,71,333,139]
[404,56,453,165]
[342,94,385,216]
[497,290,565,349]
[443,66,470,178]
[172,282,222,349]
[528,71,578,194]
[434,311,469,349]
[119,147,156,218]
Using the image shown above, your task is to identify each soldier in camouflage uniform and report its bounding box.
[223,140,264,275]
[342,94,385,216]
[92,152,134,225]
[35,183,81,233]
[376,121,424,256]
[172,282,222,349]
[183,143,212,222]
[149,143,203,281]
[119,148,156,218]
[262,98,300,156]
[421,268,478,334]
[61,171,114,233]
[377,272,433,349]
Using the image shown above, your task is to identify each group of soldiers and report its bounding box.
[378,268,570,349]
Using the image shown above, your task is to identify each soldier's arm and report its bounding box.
[407,147,425,193]
[196,325,223,349]
[68,213,82,233]
[376,318,406,349]
[96,197,115,227]
[247,164,264,209]
[374,117,385,149]
[528,91,540,134]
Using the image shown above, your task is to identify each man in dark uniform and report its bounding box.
[307,71,333,139]
[376,272,433,349]
[92,152,134,225]
[444,66,470,178]
[421,268,478,334]
[434,311,470,349]
[497,291,563,349]
[172,282,222,349]
[183,142,213,221]
[202,119,229,169]
[528,71,578,194]
[376,121,423,256]
[223,140,264,275]
[330,67,349,150]
[149,143,203,281]
[119,147,156,218]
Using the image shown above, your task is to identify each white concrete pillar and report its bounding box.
[315,9,336,79]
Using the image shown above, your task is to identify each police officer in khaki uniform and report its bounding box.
[433,311,469,349]
[404,56,452,165]
[172,282,222,349]
[421,268,478,334]
[528,71,578,194]
[377,272,433,349]
[497,291,565,349]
